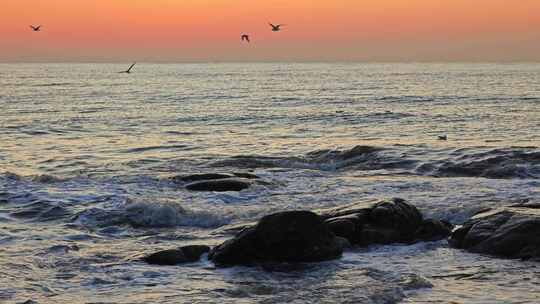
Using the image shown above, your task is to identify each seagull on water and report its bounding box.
[241,34,250,43]
[269,23,284,32]
[119,63,136,74]
[30,25,42,32]
[438,135,448,141]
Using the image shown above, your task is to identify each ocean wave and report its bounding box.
[72,201,230,229]
[32,82,74,87]
[211,146,540,179]
[0,172,68,184]
[9,201,72,221]
[417,148,540,179]
[120,144,193,154]
[211,145,413,172]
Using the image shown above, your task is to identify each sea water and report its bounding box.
[0,63,539,303]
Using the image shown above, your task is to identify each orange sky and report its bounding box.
[1,0,539,62]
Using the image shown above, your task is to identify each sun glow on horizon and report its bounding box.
[1,0,539,62]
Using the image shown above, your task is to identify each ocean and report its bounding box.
[0,63,539,303]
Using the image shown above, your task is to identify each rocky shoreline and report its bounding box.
[140,173,540,267]
[142,192,540,267]
[143,197,459,266]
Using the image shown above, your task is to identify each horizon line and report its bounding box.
[2,60,540,64]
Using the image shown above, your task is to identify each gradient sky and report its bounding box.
[1,0,540,62]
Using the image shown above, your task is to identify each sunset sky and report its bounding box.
[1,0,539,62]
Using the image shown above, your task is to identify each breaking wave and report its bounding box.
[72,201,230,229]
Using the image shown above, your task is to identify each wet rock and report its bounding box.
[208,198,449,266]
[185,178,252,192]
[326,217,358,243]
[143,245,210,265]
[172,173,234,183]
[415,219,454,242]
[335,236,352,250]
[209,211,343,266]
[320,198,450,246]
[449,203,540,260]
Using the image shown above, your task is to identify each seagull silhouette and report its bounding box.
[30,25,42,32]
[241,34,250,43]
[269,23,284,32]
[119,63,136,74]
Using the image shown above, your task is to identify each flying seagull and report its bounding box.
[269,23,284,32]
[119,62,136,74]
[30,25,42,32]
[241,34,250,43]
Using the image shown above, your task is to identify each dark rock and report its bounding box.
[369,199,423,236]
[185,178,252,192]
[359,225,403,245]
[143,245,210,265]
[209,211,343,265]
[335,236,352,250]
[326,218,357,242]
[172,173,234,183]
[319,198,438,246]
[449,204,540,260]
[209,198,448,266]
[415,219,453,241]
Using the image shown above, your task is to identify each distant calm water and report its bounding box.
[1,63,539,303]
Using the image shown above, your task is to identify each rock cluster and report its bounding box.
[142,198,540,267]
[145,198,452,266]
[449,202,540,260]
[319,198,452,246]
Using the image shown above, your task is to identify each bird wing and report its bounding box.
[36,25,41,30]
[127,63,136,72]
[269,23,276,28]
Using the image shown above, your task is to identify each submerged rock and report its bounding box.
[144,245,210,265]
[320,198,451,246]
[172,172,260,192]
[172,172,259,183]
[449,202,540,260]
[209,211,343,265]
[172,173,234,183]
[185,178,252,192]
